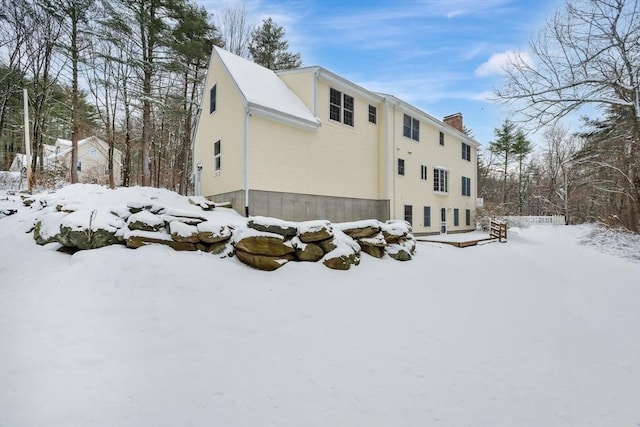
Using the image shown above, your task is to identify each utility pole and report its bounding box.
[23,88,34,193]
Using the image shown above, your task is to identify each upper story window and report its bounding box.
[368,105,377,124]
[403,114,419,141]
[398,158,405,176]
[77,161,82,171]
[421,164,428,180]
[439,131,444,146]
[433,168,448,193]
[462,176,471,196]
[89,147,97,157]
[329,88,354,127]
[462,142,471,161]
[210,84,217,114]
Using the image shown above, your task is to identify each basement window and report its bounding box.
[213,140,221,171]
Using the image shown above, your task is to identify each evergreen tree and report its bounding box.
[248,18,301,70]
[489,119,517,205]
[512,130,533,215]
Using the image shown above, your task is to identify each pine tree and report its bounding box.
[248,18,301,70]
[489,119,517,205]
[512,130,533,215]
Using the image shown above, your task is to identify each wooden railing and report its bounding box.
[490,220,507,242]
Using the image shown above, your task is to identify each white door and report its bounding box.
[440,208,447,234]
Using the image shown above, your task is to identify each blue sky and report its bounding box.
[199,0,564,146]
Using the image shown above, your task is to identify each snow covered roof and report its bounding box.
[55,136,123,166]
[213,46,321,130]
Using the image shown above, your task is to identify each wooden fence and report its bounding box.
[502,215,566,226]
[490,220,507,243]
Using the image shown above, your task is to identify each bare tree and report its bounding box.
[496,0,639,230]
[217,6,253,58]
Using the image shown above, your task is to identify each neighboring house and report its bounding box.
[10,136,123,186]
[192,46,480,235]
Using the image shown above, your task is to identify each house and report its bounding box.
[192,46,480,235]
[10,136,123,186]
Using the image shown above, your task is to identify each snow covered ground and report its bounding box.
[1,186,639,427]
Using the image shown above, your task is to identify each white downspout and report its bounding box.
[313,69,320,116]
[243,103,250,217]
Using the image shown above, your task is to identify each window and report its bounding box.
[104,165,109,175]
[404,205,413,225]
[343,94,354,126]
[403,114,419,141]
[329,88,354,127]
[421,165,428,180]
[454,208,459,226]
[433,168,448,192]
[209,84,217,114]
[398,158,405,176]
[462,142,471,161]
[89,147,97,158]
[368,105,377,124]
[462,176,471,196]
[439,131,444,146]
[465,209,471,226]
[213,140,221,171]
[77,161,82,171]
[423,206,431,227]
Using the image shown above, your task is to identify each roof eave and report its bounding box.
[248,103,321,132]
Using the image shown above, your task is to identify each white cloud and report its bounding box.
[474,51,533,77]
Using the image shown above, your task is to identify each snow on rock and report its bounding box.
[381,220,411,242]
[169,221,200,243]
[15,184,416,270]
[335,219,381,239]
[127,210,165,232]
[322,229,361,270]
[248,215,298,237]
[298,219,333,242]
[196,221,233,244]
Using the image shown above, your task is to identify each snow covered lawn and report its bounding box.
[1,187,639,426]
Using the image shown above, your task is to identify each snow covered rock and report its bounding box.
[127,211,165,232]
[290,236,325,262]
[56,209,124,250]
[298,220,333,243]
[233,228,294,257]
[235,249,293,271]
[196,221,233,244]
[358,232,387,258]
[188,196,217,211]
[125,230,196,251]
[248,216,298,237]
[381,220,411,243]
[161,208,206,226]
[169,221,200,243]
[322,229,361,270]
[335,220,380,239]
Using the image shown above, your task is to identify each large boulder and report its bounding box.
[298,220,333,243]
[127,210,164,232]
[358,234,387,258]
[233,228,294,257]
[335,220,381,239]
[385,243,412,261]
[235,249,293,271]
[56,209,124,250]
[248,216,298,237]
[381,220,411,243]
[197,221,232,244]
[162,208,206,226]
[290,237,325,262]
[188,196,217,211]
[32,211,68,245]
[125,230,196,251]
[169,221,200,243]
[322,229,361,270]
